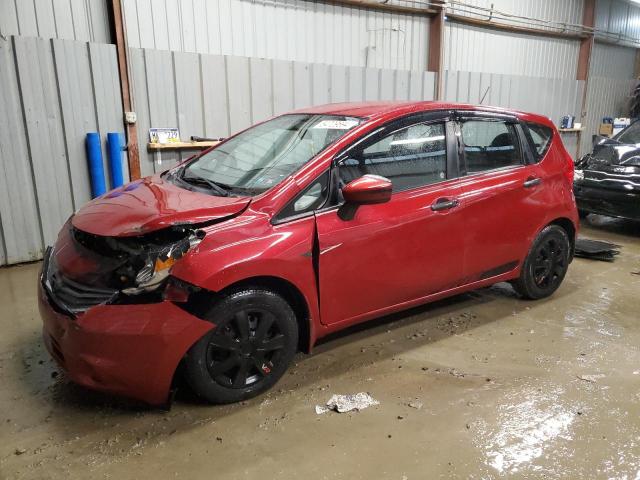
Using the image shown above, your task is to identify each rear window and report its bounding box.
[526,122,553,161]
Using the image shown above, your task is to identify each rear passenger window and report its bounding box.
[461,120,522,173]
[526,122,553,161]
[338,122,447,192]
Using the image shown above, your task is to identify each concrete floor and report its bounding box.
[1,216,639,479]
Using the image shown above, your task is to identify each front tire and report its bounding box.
[184,288,298,404]
[511,225,571,300]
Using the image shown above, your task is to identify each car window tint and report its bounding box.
[461,120,522,173]
[526,122,553,160]
[339,122,447,192]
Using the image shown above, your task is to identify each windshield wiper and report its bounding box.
[180,172,230,197]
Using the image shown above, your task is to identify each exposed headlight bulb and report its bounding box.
[123,230,205,295]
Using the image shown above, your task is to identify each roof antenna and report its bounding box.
[480,86,491,105]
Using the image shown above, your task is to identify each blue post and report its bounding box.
[85,133,106,198]
[107,132,125,189]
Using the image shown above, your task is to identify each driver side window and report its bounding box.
[338,122,447,192]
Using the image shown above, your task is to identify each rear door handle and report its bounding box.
[431,198,459,212]
[524,177,542,188]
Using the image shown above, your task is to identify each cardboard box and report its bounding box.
[613,117,631,136]
[599,123,614,137]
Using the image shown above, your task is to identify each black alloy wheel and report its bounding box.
[511,225,571,300]
[206,309,286,389]
[184,288,298,404]
[531,236,567,290]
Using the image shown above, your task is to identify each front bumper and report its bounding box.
[574,183,640,221]
[38,254,214,406]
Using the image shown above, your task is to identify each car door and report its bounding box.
[456,113,547,283]
[314,113,467,327]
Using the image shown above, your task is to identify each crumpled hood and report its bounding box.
[584,143,640,168]
[72,175,250,237]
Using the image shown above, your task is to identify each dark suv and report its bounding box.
[575,120,640,220]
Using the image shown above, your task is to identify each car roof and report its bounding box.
[291,101,554,128]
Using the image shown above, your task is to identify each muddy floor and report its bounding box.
[1,216,639,479]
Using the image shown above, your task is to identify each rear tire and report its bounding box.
[183,288,298,404]
[511,225,570,300]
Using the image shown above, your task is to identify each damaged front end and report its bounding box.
[574,143,640,221]
[43,219,206,316]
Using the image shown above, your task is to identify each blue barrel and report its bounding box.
[85,133,106,198]
[107,132,125,189]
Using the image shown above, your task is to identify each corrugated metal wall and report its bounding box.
[0,36,125,266]
[443,0,583,77]
[444,22,580,78]
[121,0,428,70]
[590,42,637,79]
[446,0,584,30]
[0,0,111,43]
[595,0,640,46]
[129,47,437,176]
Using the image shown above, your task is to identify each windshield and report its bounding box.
[616,121,640,145]
[182,114,362,195]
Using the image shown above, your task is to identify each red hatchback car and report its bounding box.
[39,102,578,406]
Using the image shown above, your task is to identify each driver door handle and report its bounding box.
[431,198,459,212]
[523,177,542,188]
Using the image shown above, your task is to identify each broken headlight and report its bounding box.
[121,230,205,295]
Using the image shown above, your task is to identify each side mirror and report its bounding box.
[342,174,392,205]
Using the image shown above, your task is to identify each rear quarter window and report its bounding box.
[526,122,553,161]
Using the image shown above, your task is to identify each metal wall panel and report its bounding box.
[0,36,125,266]
[14,36,74,248]
[128,47,438,175]
[121,0,428,70]
[442,0,584,28]
[0,38,42,265]
[444,22,581,79]
[0,0,111,43]
[595,0,640,46]
[590,42,637,79]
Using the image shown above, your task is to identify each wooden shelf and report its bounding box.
[148,141,220,151]
[558,128,584,133]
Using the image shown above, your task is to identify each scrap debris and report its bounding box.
[315,393,379,414]
[577,374,605,383]
[574,238,621,262]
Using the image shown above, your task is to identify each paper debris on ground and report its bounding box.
[315,392,379,414]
